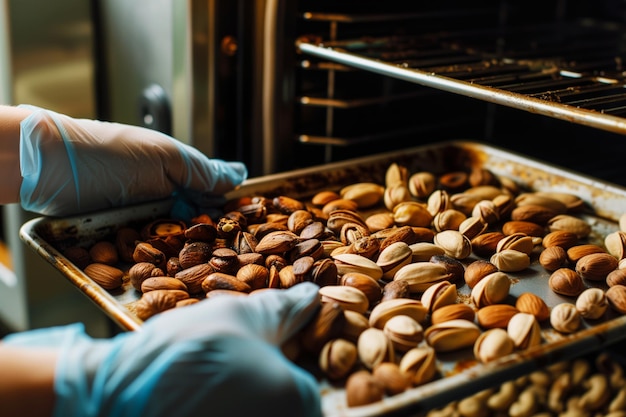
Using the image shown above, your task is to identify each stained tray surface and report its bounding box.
[19,141,626,416]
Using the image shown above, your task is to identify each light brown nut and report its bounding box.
[128,262,161,291]
[606,285,626,314]
[135,289,188,321]
[458,216,488,240]
[384,183,412,211]
[474,328,515,363]
[511,204,559,225]
[300,301,347,355]
[345,370,384,407]
[547,214,592,238]
[507,312,542,349]
[372,362,411,396]
[576,253,619,282]
[550,303,581,333]
[542,230,579,250]
[365,212,396,233]
[376,241,413,280]
[408,171,437,199]
[607,269,626,287]
[342,310,370,343]
[393,201,433,227]
[549,268,586,297]
[501,220,545,237]
[496,233,535,256]
[539,246,568,272]
[333,253,384,281]
[516,292,551,322]
[424,319,481,353]
[89,241,119,266]
[398,346,437,386]
[311,190,340,206]
[427,189,452,216]
[318,285,369,314]
[515,192,568,213]
[471,231,506,257]
[421,281,457,313]
[476,304,520,329]
[383,314,424,352]
[357,327,395,370]
[84,263,124,290]
[471,271,511,308]
[566,244,606,264]
[236,263,270,290]
[340,182,385,209]
[319,338,358,380]
[433,230,473,260]
[201,272,252,294]
[254,230,301,255]
[340,272,382,306]
[606,231,626,260]
[490,249,531,272]
[368,298,428,329]
[575,288,608,320]
[393,262,453,293]
[141,276,188,293]
[534,191,586,211]
[430,303,475,325]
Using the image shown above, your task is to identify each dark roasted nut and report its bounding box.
[300,301,347,355]
[115,227,141,263]
[255,231,301,255]
[464,260,499,289]
[348,236,380,260]
[292,256,315,282]
[141,276,188,293]
[575,253,619,282]
[63,246,91,269]
[166,257,183,276]
[175,263,214,294]
[184,223,217,242]
[380,279,411,302]
[341,272,383,307]
[84,263,124,290]
[299,221,329,240]
[288,238,324,262]
[235,203,267,224]
[89,241,119,266]
[233,231,258,254]
[129,262,161,291]
[178,241,212,269]
[209,247,240,275]
[471,232,506,257]
[549,267,585,297]
[216,217,242,240]
[439,171,468,192]
[236,263,269,290]
[133,242,166,268]
[429,255,465,284]
[310,258,339,287]
[273,195,306,214]
[201,272,252,294]
[135,289,188,321]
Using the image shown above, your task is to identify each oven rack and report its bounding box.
[297,20,626,137]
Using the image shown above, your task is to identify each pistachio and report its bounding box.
[393,261,453,292]
[421,281,457,313]
[433,209,467,232]
[550,303,581,333]
[515,192,568,213]
[430,303,476,325]
[385,163,409,187]
[340,182,385,209]
[393,201,433,227]
[339,222,371,246]
[490,249,531,272]
[471,200,500,225]
[409,242,446,262]
[384,182,413,211]
[333,253,384,281]
[507,312,542,349]
[605,231,626,260]
[342,310,370,343]
[451,193,483,216]
[369,298,428,329]
[318,285,369,314]
[471,271,511,308]
[576,253,619,281]
[534,191,586,211]
[427,189,452,216]
[357,327,395,369]
[476,304,520,329]
[549,268,586,297]
[464,185,503,200]
[458,215,489,240]
[474,328,515,363]
[383,314,424,352]
[424,319,481,353]
[606,285,626,314]
[515,292,551,322]
[408,171,436,198]
[340,272,382,306]
[576,288,608,320]
[376,241,413,280]
[319,338,358,380]
[326,209,367,234]
[496,233,535,256]
[398,346,437,386]
[433,230,473,259]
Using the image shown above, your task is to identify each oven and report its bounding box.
[98,0,626,183]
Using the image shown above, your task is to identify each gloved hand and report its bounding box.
[3,282,322,417]
[18,105,247,217]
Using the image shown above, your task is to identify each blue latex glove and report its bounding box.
[18,105,247,217]
[3,282,322,417]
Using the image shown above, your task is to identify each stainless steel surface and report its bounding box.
[19,141,626,415]
[297,19,626,136]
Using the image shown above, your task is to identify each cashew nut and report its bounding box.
[578,373,610,412]
[508,386,538,417]
[528,369,552,388]
[605,412,626,417]
[548,371,572,413]
[570,358,591,386]
[609,386,626,413]
[486,380,517,412]
[559,396,590,417]
[425,402,460,417]
[457,389,492,417]
[597,351,626,390]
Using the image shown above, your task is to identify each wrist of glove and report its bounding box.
[3,282,322,417]
[18,105,247,217]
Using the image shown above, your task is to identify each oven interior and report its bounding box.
[281,0,626,186]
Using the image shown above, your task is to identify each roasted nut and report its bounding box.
[310,258,339,287]
[333,253,383,281]
[377,225,418,251]
[383,314,424,352]
[471,271,511,308]
[476,304,520,329]
[385,163,408,187]
[516,292,550,322]
[606,285,626,314]
[133,242,166,267]
[319,338,358,380]
[409,242,446,262]
[474,328,515,363]
[548,214,592,238]
[421,281,457,313]
[179,241,212,269]
[63,246,91,269]
[319,285,369,314]
[393,201,433,227]
[539,246,568,271]
[424,319,481,353]
[550,303,581,333]
[393,262,453,293]
[429,255,465,283]
[341,182,385,209]
[567,244,606,263]
[464,260,499,289]
[115,227,141,263]
[408,171,436,198]
[458,216,488,240]
[542,230,579,250]
[507,312,542,349]
[384,182,412,211]
[175,263,215,294]
[575,287,608,320]
[345,370,384,407]
[472,200,500,225]
[501,220,545,237]
[471,231,506,257]
[235,263,269,290]
[357,327,395,369]
[380,280,411,302]
[607,268,626,287]
[376,241,413,280]
[201,272,252,294]
[432,209,467,232]
[255,230,301,255]
[312,190,340,206]
[372,362,411,395]
[496,233,535,256]
[341,272,382,307]
[89,241,119,266]
[576,253,619,282]
[184,222,217,242]
[141,276,188,293]
[516,192,568,213]
[369,298,428,329]
[439,172,467,192]
[365,212,396,233]
[606,231,626,260]
[135,289,188,321]
[84,263,124,290]
[430,303,475,325]
[549,268,585,297]
[300,301,347,354]
[398,346,437,386]
[511,204,559,225]
[342,310,370,343]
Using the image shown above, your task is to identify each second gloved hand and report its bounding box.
[3,282,322,417]
[18,106,247,217]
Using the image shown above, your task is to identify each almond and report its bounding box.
[476,304,520,329]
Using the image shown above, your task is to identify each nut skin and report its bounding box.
[464,260,499,289]
[345,370,384,407]
[175,263,215,294]
[84,263,124,290]
[476,304,520,329]
[430,303,475,325]
[89,241,119,266]
[550,303,581,333]
[133,242,166,268]
[178,241,213,269]
[575,288,608,320]
[135,289,189,321]
[515,292,550,322]
[539,246,568,272]
[606,285,626,314]
[576,253,619,281]
[549,268,586,297]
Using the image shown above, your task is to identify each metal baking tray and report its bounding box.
[19,140,626,416]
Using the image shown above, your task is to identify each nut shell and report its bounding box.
[575,288,608,320]
[550,303,581,333]
[474,328,515,363]
[507,312,542,349]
